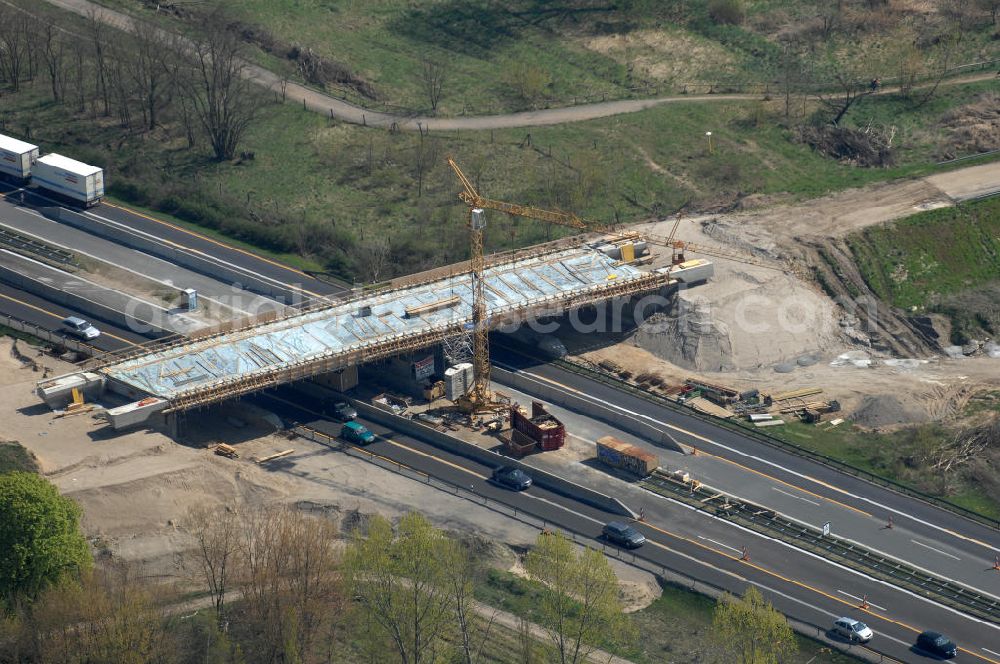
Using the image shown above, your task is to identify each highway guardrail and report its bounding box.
[641,469,1000,625]
[494,339,1000,532]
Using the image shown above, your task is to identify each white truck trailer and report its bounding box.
[32,153,105,207]
[0,133,39,181]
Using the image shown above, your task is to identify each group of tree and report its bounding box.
[1,465,802,664]
[0,2,258,161]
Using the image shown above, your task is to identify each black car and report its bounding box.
[491,466,532,491]
[915,631,958,659]
[326,400,357,422]
[602,521,646,549]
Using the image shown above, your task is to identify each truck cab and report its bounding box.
[340,421,375,445]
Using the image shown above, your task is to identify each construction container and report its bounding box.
[596,436,658,477]
[0,133,38,181]
[510,401,565,451]
[32,153,104,206]
[499,429,536,457]
[445,362,474,401]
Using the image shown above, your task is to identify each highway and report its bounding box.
[0,282,148,353]
[256,384,1000,663]
[491,346,1000,573]
[0,183,347,303]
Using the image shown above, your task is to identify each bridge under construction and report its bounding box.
[36,238,701,427]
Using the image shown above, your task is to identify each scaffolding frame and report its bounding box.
[155,268,672,413]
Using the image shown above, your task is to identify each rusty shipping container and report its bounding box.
[511,401,566,451]
[596,436,658,477]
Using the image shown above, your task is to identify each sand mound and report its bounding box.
[635,271,841,372]
[849,394,929,428]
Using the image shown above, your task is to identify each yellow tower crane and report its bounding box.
[446,158,790,412]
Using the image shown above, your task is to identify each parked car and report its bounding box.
[832,617,873,643]
[60,316,100,340]
[326,400,357,422]
[340,421,375,445]
[915,631,957,659]
[491,466,532,491]
[602,521,646,549]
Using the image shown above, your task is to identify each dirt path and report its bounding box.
[38,0,1000,132]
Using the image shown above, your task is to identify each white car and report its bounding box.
[61,316,101,340]
[833,617,873,643]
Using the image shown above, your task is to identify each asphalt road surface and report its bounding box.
[493,345,1000,549]
[0,282,148,353]
[256,385,1000,664]
[0,182,347,305]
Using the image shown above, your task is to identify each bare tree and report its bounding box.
[361,235,392,284]
[180,14,260,160]
[86,10,111,117]
[187,504,241,628]
[38,22,68,103]
[447,539,497,664]
[420,58,446,112]
[0,6,32,92]
[128,18,174,131]
[237,506,342,664]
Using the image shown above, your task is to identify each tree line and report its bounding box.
[0,3,257,161]
[1,469,799,664]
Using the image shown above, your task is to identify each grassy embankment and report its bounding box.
[476,569,861,663]
[6,50,998,283]
[99,0,1000,114]
[847,195,1000,343]
[751,390,1000,519]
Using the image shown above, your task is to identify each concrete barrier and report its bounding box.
[42,207,294,301]
[0,262,169,339]
[344,396,635,518]
[492,366,684,453]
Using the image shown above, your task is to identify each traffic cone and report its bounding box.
[886,515,893,529]
[993,556,1000,571]
[691,445,698,456]
[860,595,870,610]
[740,546,750,562]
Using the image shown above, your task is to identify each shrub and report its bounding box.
[708,0,745,25]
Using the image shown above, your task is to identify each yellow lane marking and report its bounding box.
[383,437,485,478]
[532,369,1000,552]
[0,291,137,346]
[101,202,325,297]
[639,520,1000,664]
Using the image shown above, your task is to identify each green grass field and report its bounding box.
[848,196,1000,309]
[98,0,1000,114]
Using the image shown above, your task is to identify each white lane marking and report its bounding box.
[697,535,743,555]
[984,647,1000,657]
[836,590,887,611]
[506,365,1000,556]
[910,539,961,561]
[83,208,309,296]
[641,485,1000,633]
[772,486,821,506]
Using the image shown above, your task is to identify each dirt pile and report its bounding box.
[849,394,929,428]
[634,268,840,372]
[635,295,735,372]
[939,93,1000,158]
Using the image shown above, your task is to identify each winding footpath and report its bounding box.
[38,0,1000,132]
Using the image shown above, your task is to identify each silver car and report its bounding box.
[832,617,873,643]
[61,316,100,340]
